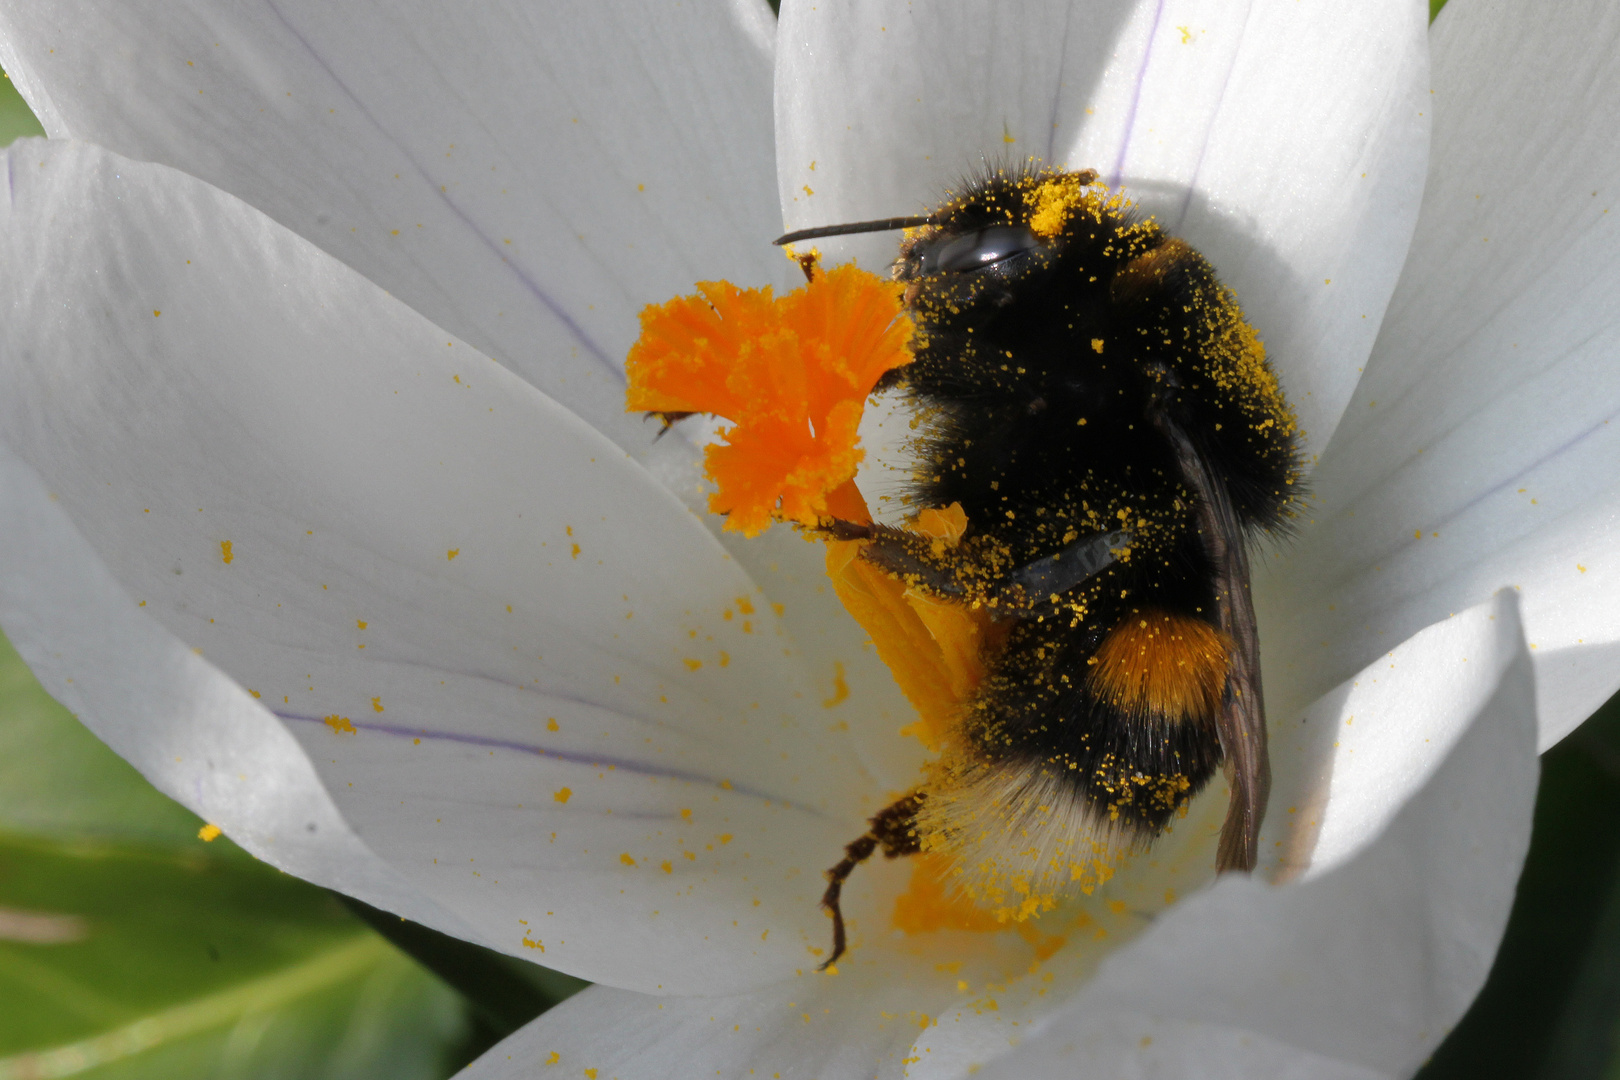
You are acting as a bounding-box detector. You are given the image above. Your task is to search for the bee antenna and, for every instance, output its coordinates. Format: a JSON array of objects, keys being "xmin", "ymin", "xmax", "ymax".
[{"xmin": 773, "ymin": 215, "xmax": 935, "ymax": 246}]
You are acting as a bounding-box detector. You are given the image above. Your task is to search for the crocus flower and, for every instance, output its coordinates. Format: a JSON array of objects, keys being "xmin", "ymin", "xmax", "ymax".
[{"xmin": 0, "ymin": 0, "xmax": 1613, "ymax": 1075}]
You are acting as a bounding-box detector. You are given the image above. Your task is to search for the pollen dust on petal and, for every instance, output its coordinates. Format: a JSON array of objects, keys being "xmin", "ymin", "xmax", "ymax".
[
  {"xmin": 891, "ymin": 853, "xmax": 1005, "ymax": 936},
  {"xmin": 625, "ymin": 261, "xmax": 913, "ymax": 536}
]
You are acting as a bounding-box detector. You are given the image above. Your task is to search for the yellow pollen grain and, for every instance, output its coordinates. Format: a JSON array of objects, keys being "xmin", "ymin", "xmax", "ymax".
[
  {"xmin": 1091, "ymin": 338, "xmax": 1104, "ymax": 353},
  {"xmin": 684, "ymin": 658, "xmax": 703, "ymax": 671},
  {"xmin": 546, "ymin": 1052, "xmax": 559, "ymax": 1065},
  {"xmin": 620, "ymin": 853, "xmax": 637, "ymax": 867},
  {"xmin": 324, "ymin": 715, "xmax": 356, "ymax": 734},
  {"xmin": 371, "ymin": 697, "xmax": 384, "ymax": 713},
  {"xmin": 822, "ymin": 661, "xmax": 850, "ymax": 708},
  {"xmin": 547, "ymin": 717, "xmax": 560, "ymax": 732},
  {"xmin": 1025, "ymin": 175, "xmax": 1094, "ymax": 238},
  {"xmin": 661, "ymin": 860, "xmax": 673, "ymax": 873},
  {"xmin": 220, "ymin": 540, "xmax": 234, "ymax": 564},
  {"xmin": 197, "ymin": 823, "xmax": 222, "ymax": 842},
  {"xmin": 447, "ymin": 548, "xmax": 460, "ymax": 560},
  {"xmin": 554, "ymin": 787, "xmax": 572, "ymax": 803}
]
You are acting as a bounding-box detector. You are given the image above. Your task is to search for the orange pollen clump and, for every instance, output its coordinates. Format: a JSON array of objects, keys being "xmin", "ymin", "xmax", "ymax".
[{"xmin": 625, "ymin": 260, "xmax": 913, "ymax": 536}]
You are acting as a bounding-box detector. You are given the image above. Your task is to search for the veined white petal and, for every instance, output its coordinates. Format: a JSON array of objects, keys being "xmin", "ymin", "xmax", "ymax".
[
  {"xmin": 1259, "ymin": 0, "xmax": 1620, "ymax": 748},
  {"xmin": 775, "ymin": 0, "xmax": 1429, "ymax": 457},
  {"xmin": 460, "ymin": 963, "xmax": 970, "ymax": 1080},
  {"xmin": 980, "ymin": 1014, "xmax": 1390, "ymax": 1080},
  {"xmin": 0, "ymin": 0, "xmax": 789, "ymax": 455},
  {"xmin": 969, "ymin": 592, "xmax": 1536, "ymax": 1079},
  {"xmin": 0, "ymin": 445, "xmax": 488, "ymax": 948},
  {"xmin": 458, "ymin": 588, "xmax": 1534, "ymax": 1078},
  {"xmin": 0, "ymin": 140, "xmax": 870, "ymax": 992}
]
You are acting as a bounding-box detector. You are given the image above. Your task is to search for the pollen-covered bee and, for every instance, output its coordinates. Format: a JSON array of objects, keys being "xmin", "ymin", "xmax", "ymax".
[{"xmin": 774, "ymin": 165, "xmax": 1302, "ymax": 966}]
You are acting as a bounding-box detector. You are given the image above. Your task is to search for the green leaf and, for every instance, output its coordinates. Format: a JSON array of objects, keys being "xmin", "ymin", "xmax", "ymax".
[
  {"xmin": 0, "ymin": 626, "xmax": 482, "ymax": 1079},
  {"xmin": 0, "ymin": 634, "xmax": 206, "ymax": 848},
  {"xmin": 0, "ymin": 67, "xmax": 45, "ymax": 147},
  {"xmin": 0, "ymin": 835, "xmax": 469, "ymax": 1079}
]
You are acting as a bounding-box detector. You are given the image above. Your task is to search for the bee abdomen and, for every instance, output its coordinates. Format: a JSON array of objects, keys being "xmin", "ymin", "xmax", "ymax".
[{"xmin": 1086, "ymin": 609, "xmax": 1229, "ymax": 725}]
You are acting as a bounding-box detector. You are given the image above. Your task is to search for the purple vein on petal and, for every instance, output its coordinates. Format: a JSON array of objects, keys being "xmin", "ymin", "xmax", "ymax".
[
  {"xmin": 278, "ymin": 710, "xmax": 808, "ymax": 808},
  {"xmin": 363, "ymin": 652, "xmax": 762, "ymax": 757},
  {"xmin": 1319, "ymin": 343, "xmax": 1618, "ymax": 591},
  {"xmin": 1436, "ymin": 402, "xmax": 1616, "ymax": 536},
  {"xmin": 1109, "ymin": 0, "xmax": 1167, "ymax": 188},
  {"xmin": 260, "ymin": 1, "xmax": 620, "ymax": 383}
]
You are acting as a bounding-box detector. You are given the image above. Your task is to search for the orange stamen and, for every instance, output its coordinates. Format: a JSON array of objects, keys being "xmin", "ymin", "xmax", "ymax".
[{"xmin": 625, "ymin": 262, "xmax": 913, "ymax": 536}]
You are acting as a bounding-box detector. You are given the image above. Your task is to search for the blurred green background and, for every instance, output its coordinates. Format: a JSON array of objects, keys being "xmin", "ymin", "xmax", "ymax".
[{"xmin": 5, "ymin": 3, "xmax": 1619, "ymax": 1074}]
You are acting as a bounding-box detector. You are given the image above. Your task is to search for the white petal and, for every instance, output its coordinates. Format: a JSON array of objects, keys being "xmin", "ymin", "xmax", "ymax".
[
  {"xmin": 461, "ymin": 594, "xmax": 1535, "ymax": 1076},
  {"xmin": 1258, "ymin": 0, "xmax": 1620, "ymax": 747},
  {"xmin": 459, "ymin": 966, "xmax": 970, "ymax": 1080},
  {"xmin": 972, "ymin": 592, "xmax": 1537, "ymax": 1078},
  {"xmin": 0, "ymin": 140, "xmax": 874, "ymax": 992},
  {"xmin": 0, "ymin": 445, "xmax": 487, "ymax": 947},
  {"xmin": 775, "ymin": 0, "xmax": 1429, "ymax": 456},
  {"xmin": 971, "ymin": 1014, "xmax": 1388, "ymax": 1080},
  {"xmin": 0, "ymin": 0, "xmax": 788, "ymax": 454}
]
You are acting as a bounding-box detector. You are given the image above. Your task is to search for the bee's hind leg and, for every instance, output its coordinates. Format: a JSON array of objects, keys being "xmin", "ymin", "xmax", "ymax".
[{"xmin": 819, "ymin": 792, "xmax": 924, "ymax": 968}]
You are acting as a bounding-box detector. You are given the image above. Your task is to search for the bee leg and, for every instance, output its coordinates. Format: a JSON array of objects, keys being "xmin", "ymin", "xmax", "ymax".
[
  {"xmin": 646, "ymin": 411, "xmax": 697, "ymax": 441},
  {"xmin": 819, "ymin": 792, "xmax": 924, "ymax": 968},
  {"xmin": 818, "ymin": 517, "xmax": 877, "ymax": 541},
  {"xmin": 818, "ymin": 519, "xmax": 976, "ymax": 599},
  {"xmin": 995, "ymin": 529, "xmax": 1133, "ymax": 613}
]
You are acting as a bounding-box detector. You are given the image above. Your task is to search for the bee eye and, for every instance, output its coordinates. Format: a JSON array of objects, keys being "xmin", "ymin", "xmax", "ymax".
[{"xmin": 927, "ymin": 225, "xmax": 1040, "ymax": 274}]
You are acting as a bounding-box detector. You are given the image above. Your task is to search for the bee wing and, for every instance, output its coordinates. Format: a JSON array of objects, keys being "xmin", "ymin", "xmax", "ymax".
[{"xmin": 1152, "ymin": 409, "xmax": 1270, "ymax": 873}]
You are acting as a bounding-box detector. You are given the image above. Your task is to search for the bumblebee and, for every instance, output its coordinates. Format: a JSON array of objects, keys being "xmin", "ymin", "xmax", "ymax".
[{"xmin": 775, "ymin": 165, "xmax": 1302, "ymax": 966}]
